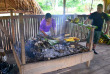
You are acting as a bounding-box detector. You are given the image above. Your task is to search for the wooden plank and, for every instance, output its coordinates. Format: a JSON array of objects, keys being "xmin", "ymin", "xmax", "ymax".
[
  {"xmin": 31, "ymin": 17, "xmax": 33, "ymax": 37},
  {"xmin": 1, "ymin": 32, "xmax": 6, "ymax": 50},
  {"xmin": 0, "ymin": 31, "xmax": 3, "ymax": 48},
  {"xmin": 63, "ymin": 0, "xmax": 66, "ymax": 15},
  {"xmin": 23, "ymin": 51, "xmax": 94, "ymax": 74},
  {"xmin": 29, "ymin": 18, "xmax": 31, "ymax": 38},
  {"xmin": 0, "ymin": 21, "xmax": 12, "ymax": 42},
  {"xmin": 19, "ymin": 13, "xmax": 26, "ymax": 64},
  {"xmin": 58, "ymin": 17, "xmax": 60, "ymax": 35},
  {"xmin": 63, "ymin": 20, "xmax": 67, "ymax": 34},
  {"xmin": 26, "ymin": 18, "xmax": 29, "ymax": 40},
  {"xmin": 86, "ymin": 61, "xmax": 90, "ymax": 67},
  {"xmin": 12, "ymin": 45, "xmax": 22, "ymax": 74},
  {"xmin": 36, "ymin": 18, "xmax": 39, "ymax": 35},
  {"xmin": 89, "ymin": 28, "xmax": 95, "ymax": 51},
  {"xmin": 23, "ymin": 18, "xmax": 26, "ymax": 40},
  {"xmin": 27, "ymin": 18, "xmax": 29, "ymax": 39},
  {"xmin": 31, "ymin": 17, "xmax": 34, "ymax": 37},
  {"xmin": 77, "ymin": 25, "xmax": 80, "ymax": 38},
  {"xmin": 10, "ymin": 9, "xmax": 15, "ymax": 44},
  {"xmin": 34, "ymin": 18, "xmax": 37, "ymax": 37},
  {"xmin": 17, "ymin": 18, "xmax": 21, "ymax": 46},
  {"xmin": 0, "ymin": 9, "xmax": 27, "ymax": 13},
  {"xmin": 15, "ymin": 19, "xmax": 18, "ymax": 43},
  {"xmin": 33, "ymin": 18, "xmax": 36, "ymax": 37},
  {"xmin": 5, "ymin": 19, "xmax": 11, "ymax": 50}
]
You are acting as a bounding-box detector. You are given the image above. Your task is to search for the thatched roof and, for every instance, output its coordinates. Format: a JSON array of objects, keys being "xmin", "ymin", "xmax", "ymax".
[{"xmin": 0, "ymin": 0, "xmax": 44, "ymax": 14}]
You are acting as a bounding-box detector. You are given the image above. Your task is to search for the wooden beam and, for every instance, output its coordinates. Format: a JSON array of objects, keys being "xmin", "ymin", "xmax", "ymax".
[
  {"xmin": 63, "ymin": 0, "xmax": 66, "ymax": 15},
  {"xmin": 104, "ymin": 0, "xmax": 107, "ymax": 12},
  {"xmin": 10, "ymin": 9, "xmax": 15, "ymax": 44},
  {"xmin": 12, "ymin": 45, "xmax": 22, "ymax": 73},
  {"xmin": 89, "ymin": 28, "xmax": 95, "ymax": 51},
  {"xmin": 19, "ymin": 13, "xmax": 26, "ymax": 64},
  {"xmin": 0, "ymin": 9, "xmax": 33, "ymax": 14},
  {"xmin": 23, "ymin": 51, "xmax": 94, "ymax": 74},
  {"xmin": 86, "ymin": 61, "xmax": 90, "ymax": 67}
]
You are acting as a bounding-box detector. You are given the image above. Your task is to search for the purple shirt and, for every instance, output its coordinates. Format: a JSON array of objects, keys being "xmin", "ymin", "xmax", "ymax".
[{"xmin": 40, "ymin": 18, "xmax": 56, "ymax": 32}]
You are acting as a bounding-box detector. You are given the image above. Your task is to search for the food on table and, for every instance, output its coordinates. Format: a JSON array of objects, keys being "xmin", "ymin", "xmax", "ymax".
[
  {"xmin": 14, "ymin": 35, "xmax": 88, "ymax": 63},
  {"xmin": 65, "ymin": 34, "xmax": 70, "ymax": 37},
  {"xmin": 99, "ymin": 32, "xmax": 110, "ymax": 44},
  {"xmin": 64, "ymin": 37, "xmax": 80, "ymax": 42},
  {"xmin": 68, "ymin": 18, "xmax": 79, "ymax": 23}
]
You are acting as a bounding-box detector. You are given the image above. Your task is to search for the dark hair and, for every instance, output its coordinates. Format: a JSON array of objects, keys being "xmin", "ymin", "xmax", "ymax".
[
  {"xmin": 97, "ymin": 4, "xmax": 103, "ymax": 8},
  {"xmin": 45, "ymin": 13, "xmax": 52, "ymax": 19}
]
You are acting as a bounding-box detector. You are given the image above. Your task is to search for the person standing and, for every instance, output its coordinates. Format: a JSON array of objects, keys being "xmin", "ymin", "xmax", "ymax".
[{"xmin": 84, "ymin": 4, "xmax": 110, "ymax": 54}]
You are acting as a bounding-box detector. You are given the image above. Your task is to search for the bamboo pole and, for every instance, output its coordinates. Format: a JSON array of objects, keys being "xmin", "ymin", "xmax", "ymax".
[
  {"xmin": 89, "ymin": 28, "xmax": 95, "ymax": 51},
  {"xmin": 19, "ymin": 13, "xmax": 26, "ymax": 64},
  {"xmin": 63, "ymin": 0, "xmax": 66, "ymax": 15},
  {"xmin": 104, "ymin": 0, "xmax": 107, "ymax": 12},
  {"xmin": 10, "ymin": 9, "xmax": 15, "ymax": 44},
  {"xmin": 0, "ymin": 21, "xmax": 12, "ymax": 42},
  {"xmin": 12, "ymin": 46, "xmax": 22, "ymax": 73},
  {"xmin": 63, "ymin": 0, "xmax": 66, "ymax": 35},
  {"xmin": 86, "ymin": 27, "xmax": 95, "ymax": 67}
]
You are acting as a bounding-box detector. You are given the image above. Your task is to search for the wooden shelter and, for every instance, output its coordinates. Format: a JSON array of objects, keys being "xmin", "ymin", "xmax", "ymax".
[
  {"xmin": 0, "ymin": 14, "xmax": 95, "ymax": 74},
  {"xmin": 0, "ymin": 0, "xmax": 44, "ymax": 14},
  {"xmin": 0, "ymin": 0, "xmax": 110, "ymax": 74}
]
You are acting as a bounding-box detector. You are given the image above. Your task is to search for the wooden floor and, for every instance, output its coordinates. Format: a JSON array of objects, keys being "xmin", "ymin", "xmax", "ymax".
[{"xmin": 7, "ymin": 42, "xmax": 110, "ymax": 74}]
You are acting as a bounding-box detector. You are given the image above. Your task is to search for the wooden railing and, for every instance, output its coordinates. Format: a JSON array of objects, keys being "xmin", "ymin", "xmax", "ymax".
[
  {"xmin": 64, "ymin": 15, "xmax": 89, "ymax": 41},
  {"xmin": 0, "ymin": 18, "xmax": 12, "ymax": 51},
  {"xmin": 0, "ymin": 14, "xmax": 109, "ymax": 52}
]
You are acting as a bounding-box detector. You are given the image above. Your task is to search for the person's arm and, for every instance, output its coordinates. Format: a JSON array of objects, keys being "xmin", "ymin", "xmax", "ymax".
[
  {"xmin": 84, "ymin": 13, "xmax": 94, "ymax": 24},
  {"xmin": 104, "ymin": 13, "xmax": 110, "ymax": 34},
  {"xmin": 104, "ymin": 21, "xmax": 110, "ymax": 34},
  {"xmin": 84, "ymin": 19, "xmax": 91, "ymax": 24},
  {"xmin": 41, "ymin": 30, "xmax": 48, "ymax": 36}
]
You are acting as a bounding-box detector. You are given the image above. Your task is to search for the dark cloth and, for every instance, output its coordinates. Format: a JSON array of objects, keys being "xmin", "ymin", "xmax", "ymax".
[
  {"xmin": 88, "ymin": 12, "xmax": 109, "ymax": 31},
  {"xmin": 87, "ymin": 31, "xmax": 101, "ymax": 44}
]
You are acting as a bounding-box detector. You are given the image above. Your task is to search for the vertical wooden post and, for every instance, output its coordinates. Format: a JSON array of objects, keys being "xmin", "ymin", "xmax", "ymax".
[
  {"xmin": 63, "ymin": 0, "xmax": 66, "ymax": 35},
  {"xmin": 19, "ymin": 13, "xmax": 26, "ymax": 64},
  {"xmin": 63, "ymin": 0, "xmax": 66, "ymax": 15},
  {"xmin": 86, "ymin": 27, "xmax": 95, "ymax": 67},
  {"xmin": 89, "ymin": 28, "xmax": 95, "ymax": 51},
  {"xmin": 10, "ymin": 10, "xmax": 15, "ymax": 44},
  {"xmin": 86, "ymin": 61, "xmax": 90, "ymax": 67},
  {"xmin": 65, "ymin": 20, "xmax": 69, "ymax": 34},
  {"xmin": 104, "ymin": 0, "xmax": 107, "ymax": 12}
]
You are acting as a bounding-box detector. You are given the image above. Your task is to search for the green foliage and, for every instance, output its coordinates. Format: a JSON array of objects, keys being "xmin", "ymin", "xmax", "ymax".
[
  {"xmin": 36, "ymin": 0, "xmax": 104, "ymax": 14},
  {"xmin": 36, "ymin": 0, "xmax": 52, "ymax": 10},
  {"xmin": 76, "ymin": 4, "xmax": 85, "ymax": 12},
  {"xmin": 58, "ymin": 0, "xmax": 80, "ymax": 8},
  {"xmin": 39, "ymin": 2, "xmax": 52, "ymax": 10}
]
